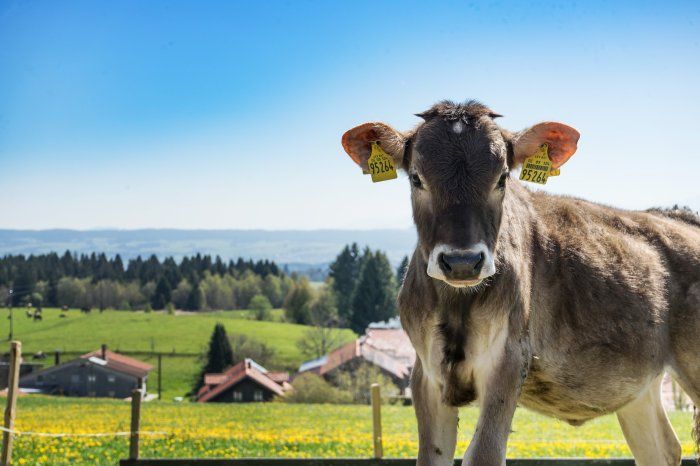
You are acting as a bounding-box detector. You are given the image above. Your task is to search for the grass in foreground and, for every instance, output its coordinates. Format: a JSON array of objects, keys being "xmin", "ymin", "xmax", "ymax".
[
  {"xmin": 9, "ymin": 396, "xmax": 696, "ymax": 465},
  {"xmin": 1, "ymin": 308, "xmax": 355, "ymax": 398}
]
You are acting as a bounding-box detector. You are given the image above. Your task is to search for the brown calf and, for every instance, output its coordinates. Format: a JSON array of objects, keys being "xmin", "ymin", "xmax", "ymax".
[{"xmin": 342, "ymin": 100, "xmax": 700, "ymax": 466}]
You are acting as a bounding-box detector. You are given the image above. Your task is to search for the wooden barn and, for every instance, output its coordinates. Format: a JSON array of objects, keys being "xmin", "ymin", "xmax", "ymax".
[
  {"xmin": 0, "ymin": 360, "xmax": 43, "ymax": 390},
  {"xmin": 19, "ymin": 345, "xmax": 152, "ymax": 398},
  {"xmin": 197, "ymin": 358, "xmax": 290, "ymax": 403}
]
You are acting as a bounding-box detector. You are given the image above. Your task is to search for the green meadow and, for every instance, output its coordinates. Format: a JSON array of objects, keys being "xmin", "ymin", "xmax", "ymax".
[
  {"xmin": 8, "ymin": 396, "xmax": 697, "ymax": 465},
  {"xmin": 2, "ymin": 307, "xmax": 356, "ymax": 399}
]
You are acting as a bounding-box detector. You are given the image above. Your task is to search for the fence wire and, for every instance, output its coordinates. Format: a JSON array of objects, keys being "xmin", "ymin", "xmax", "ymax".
[{"xmin": 0, "ymin": 426, "xmax": 166, "ymax": 438}]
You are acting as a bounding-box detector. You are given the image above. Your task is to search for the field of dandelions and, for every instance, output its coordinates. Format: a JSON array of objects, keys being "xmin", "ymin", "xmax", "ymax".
[{"xmin": 10, "ymin": 396, "xmax": 695, "ymax": 465}]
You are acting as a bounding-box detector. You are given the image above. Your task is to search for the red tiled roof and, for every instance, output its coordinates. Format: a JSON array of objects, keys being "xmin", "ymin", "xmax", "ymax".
[
  {"xmin": 317, "ymin": 340, "xmax": 360, "ymax": 376},
  {"xmin": 204, "ymin": 373, "xmax": 228, "ymax": 386},
  {"xmin": 266, "ymin": 372, "xmax": 290, "ymax": 384},
  {"xmin": 197, "ymin": 359, "xmax": 285, "ymax": 402},
  {"xmin": 80, "ymin": 349, "xmax": 153, "ymax": 378},
  {"xmin": 364, "ymin": 328, "xmax": 416, "ymax": 367}
]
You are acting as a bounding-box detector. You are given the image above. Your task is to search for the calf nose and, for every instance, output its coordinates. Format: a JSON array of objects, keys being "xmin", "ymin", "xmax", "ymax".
[{"xmin": 438, "ymin": 251, "xmax": 485, "ymax": 280}]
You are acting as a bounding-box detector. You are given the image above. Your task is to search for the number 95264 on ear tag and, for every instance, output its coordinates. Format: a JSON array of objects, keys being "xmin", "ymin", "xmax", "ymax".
[
  {"xmin": 367, "ymin": 141, "xmax": 397, "ymax": 183},
  {"xmin": 519, "ymin": 144, "xmax": 553, "ymax": 185}
]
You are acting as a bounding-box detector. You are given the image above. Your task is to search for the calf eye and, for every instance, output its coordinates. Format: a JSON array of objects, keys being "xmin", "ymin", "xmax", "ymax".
[
  {"xmin": 411, "ymin": 173, "xmax": 423, "ymax": 189},
  {"xmin": 497, "ymin": 172, "xmax": 509, "ymax": 190}
]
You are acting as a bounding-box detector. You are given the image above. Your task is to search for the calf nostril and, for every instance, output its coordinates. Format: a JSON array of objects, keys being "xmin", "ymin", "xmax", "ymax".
[
  {"xmin": 438, "ymin": 253, "xmax": 452, "ymax": 272},
  {"xmin": 474, "ymin": 252, "xmax": 485, "ymax": 272},
  {"xmin": 437, "ymin": 250, "xmax": 486, "ymax": 279}
]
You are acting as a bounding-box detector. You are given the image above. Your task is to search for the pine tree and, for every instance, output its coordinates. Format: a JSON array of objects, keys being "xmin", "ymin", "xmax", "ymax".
[
  {"xmin": 113, "ymin": 254, "xmax": 125, "ymax": 280},
  {"xmin": 94, "ymin": 253, "xmax": 113, "ymax": 282},
  {"xmin": 47, "ymin": 277, "xmax": 58, "ymax": 307},
  {"xmin": 11, "ymin": 265, "xmax": 36, "ymax": 306},
  {"xmin": 214, "ymin": 256, "xmax": 226, "ymax": 276},
  {"xmin": 193, "ymin": 323, "xmax": 234, "ymax": 394},
  {"xmin": 60, "ymin": 251, "xmax": 75, "ymax": 276},
  {"xmin": 125, "ymin": 256, "xmax": 143, "ymax": 282},
  {"xmin": 186, "ymin": 283, "xmax": 205, "ymax": 310},
  {"xmin": 396, "ymin": 255, "xmax": 409, "ymax": 286},
  {"xmin": 151, "ymin": 276, "xmax": 172, "ymax": 310},
  {"xmin": 349, "ymin": 251, "xmax": 397, "ymax": 334},
  {"xmin": 329, "ymin": 243, "xmax": 360, "ymax": 323}
]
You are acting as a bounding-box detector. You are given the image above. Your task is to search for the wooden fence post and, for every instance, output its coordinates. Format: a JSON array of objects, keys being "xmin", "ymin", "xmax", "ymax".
[
  {"xmin": 129, "ymin": 388, "xmax": 143, "ymax": 460},
  {"xmin": 157, "ymin": 354, "xmax": 162, "ymax": 401},
  {"xmin": 1, "ymin": 341, "xmax": 21, "ymax": 466},
  {"xmin": 371, "ymin": 383, "xmax": 383, "ymax": 459}
]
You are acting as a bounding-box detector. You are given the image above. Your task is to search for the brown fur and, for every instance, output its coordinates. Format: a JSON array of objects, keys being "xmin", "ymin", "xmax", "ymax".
[{"xmin": 345, "ymin": 100, "xmax": 700, "ymax": 465}]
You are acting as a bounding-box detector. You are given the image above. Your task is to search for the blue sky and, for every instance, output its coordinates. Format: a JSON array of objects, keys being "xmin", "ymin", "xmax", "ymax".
[{"xmin": 1, "ymin": 0, "xmax": 699, "ymax": 229}]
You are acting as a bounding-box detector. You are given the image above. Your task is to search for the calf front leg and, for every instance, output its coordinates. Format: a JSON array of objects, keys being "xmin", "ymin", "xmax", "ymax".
[
  {"xmin": 412, "ymin": 358, "xmax": 458, "ymax": 466},
  {"xmin": 463, "ymin": 345, "xmax": 525, "ymax": 466}
]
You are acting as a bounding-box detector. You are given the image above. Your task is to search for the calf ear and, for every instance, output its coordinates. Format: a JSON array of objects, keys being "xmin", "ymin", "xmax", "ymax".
[
  {"xmin": 511, "ymin": 122, "xmax": 580, "ymax": 169},
  {"xmin": 341, "ymin": 122, "xmax": 407, "ymax": 171}
]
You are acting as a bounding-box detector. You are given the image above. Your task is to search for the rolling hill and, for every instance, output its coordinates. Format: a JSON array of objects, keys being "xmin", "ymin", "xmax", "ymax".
[{"xmin": 5, "ymin": 308, "xmax": 356, "ymax": 399}]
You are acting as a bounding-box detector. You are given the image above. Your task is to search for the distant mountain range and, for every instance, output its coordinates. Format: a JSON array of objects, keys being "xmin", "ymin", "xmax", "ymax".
[
  {"xmin": 0, "ymin": 229, "xmax": 418, "ymax": 268},
  {"xmin": 2, "ymin": 200, "xmax": 697, "ymax": 273}
]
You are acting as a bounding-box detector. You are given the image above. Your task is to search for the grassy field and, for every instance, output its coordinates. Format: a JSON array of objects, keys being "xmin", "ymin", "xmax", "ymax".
[
  {"xmin": 1, "ymin": 308, "xmax": 356, "ymax": 399},
  {"xmin": 8, "ymin": 396, "xmax": 696, "ymax": 465}
]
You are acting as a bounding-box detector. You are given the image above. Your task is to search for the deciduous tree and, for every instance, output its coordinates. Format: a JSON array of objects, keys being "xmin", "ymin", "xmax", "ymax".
[
  {"xmin": 283, "ymin": 276, "xmax": 313, "ymax": 324},
  {"xmin": 249, "ymin": 294, "xmax": 273, "ymax": 321}
]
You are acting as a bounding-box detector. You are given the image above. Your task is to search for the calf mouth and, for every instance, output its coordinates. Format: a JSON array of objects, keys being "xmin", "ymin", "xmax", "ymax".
[
  {"xmin": 426, "ymin": 243, "xmax": 496, "ymax": 288},
  {"xmin": 443, "ymin": 278, "xmax": 484, "ymax": 288}
]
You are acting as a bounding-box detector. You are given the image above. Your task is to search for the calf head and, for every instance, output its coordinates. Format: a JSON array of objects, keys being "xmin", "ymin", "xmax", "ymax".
[{"xmin": 342, "ymin": 100, "xmax": 579, "ymax": 289}]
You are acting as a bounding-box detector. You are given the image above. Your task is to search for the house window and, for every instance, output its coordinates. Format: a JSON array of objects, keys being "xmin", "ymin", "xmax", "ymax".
[
  {"xmin": 254, "ymin": 389, "xmax": 264, "ymax": 401},
  {"xmin": 107, "ymin": 375, "xmax": 116, "ymax": 383},
  {"xmin": 87, "ymin": 375, "xmax": 97, "ymax": 383},
  {"xmin": 232, "ymin": 390, "xmax": 242, "ymax": 401},
  {"xmin": 70, "ymin": 374, "xmax": 80, "ymax": 383}
]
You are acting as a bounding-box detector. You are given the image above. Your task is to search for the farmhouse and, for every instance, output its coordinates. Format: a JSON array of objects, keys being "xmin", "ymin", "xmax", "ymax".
[
  {"xmin": 197, "ymin": 358, "xmax": 291, "ymax": 403},
  {"xmin": 297, "ymin": 319, "xmax": 416, "ymax": 394},
  {"xmin": 19, "ymin": 345, "xmax": 152, "ymax": 398},
  {"xmin": 1, "ymin": 359, "xmax": 43, "ymax": 390}
]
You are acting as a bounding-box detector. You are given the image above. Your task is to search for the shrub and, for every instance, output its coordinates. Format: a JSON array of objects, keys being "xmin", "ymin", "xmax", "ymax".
[
  {"xmin": 281, "ymin": 373, "xmax": 352, "ymax": 404},
  {"xmin": 228, "ymin": 333, "xmax": 276, "ymax": 367},
  {"xmin": 249, "ymin": 294, "xmax": 273, "ymax": 321},
  {"xmin": 332, "ymin": 363, "xmax": 397, "ymax": 404}
]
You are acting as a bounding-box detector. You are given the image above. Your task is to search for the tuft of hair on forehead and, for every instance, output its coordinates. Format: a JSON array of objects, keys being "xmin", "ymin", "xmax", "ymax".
[{"xmin": 415, "ymin": 99, "xmax": 502, "ymax": 122}]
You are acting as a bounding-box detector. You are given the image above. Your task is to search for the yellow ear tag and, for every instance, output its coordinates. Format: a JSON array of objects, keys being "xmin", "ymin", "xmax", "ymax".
[
  {"xmin": 519, "ymin": 144, "xmax": 556, "ymax": 185},
  {"xmin": 367, "ymin": 141, "xmax": 397, "ymax": 183}
]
